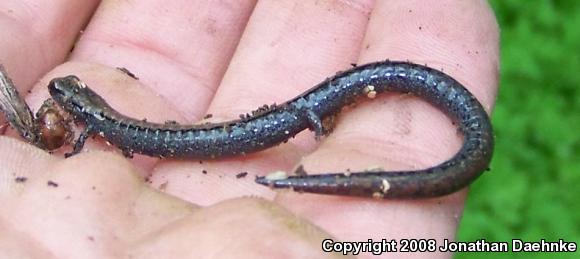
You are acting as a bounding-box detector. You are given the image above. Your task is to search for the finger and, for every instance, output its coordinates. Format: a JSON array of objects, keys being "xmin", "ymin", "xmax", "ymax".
[
  {"xmin": 127, "ymin": 198, "xmax": 345, "ymax": 259},
  {"xmin": 0, "ymin": 151, "xmax": 195, "ymax": 258},
  {"xmin": 209, "ymin": 0, "xmax": 374, "ymax": 149},
  {"xmin": 153, "ymin": 0, "xmax": 375, "ymax": 203},
  {"xmin": 276, "ymin": 0, "xmax": 499, "ymax": 249},
  {"xmin": 69, "ymin": 0, "xmax": 256, "ymax": 118},
  {"xmin": 0, "ymin": 0, "xmax": 98, "ymax": 88},
  {"xmin": 0, "ymin": 0, "xmax": 98, "ymax": 126}
]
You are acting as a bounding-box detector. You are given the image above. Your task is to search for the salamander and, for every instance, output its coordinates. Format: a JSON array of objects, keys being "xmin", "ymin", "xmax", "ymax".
[{"xmin": 46, "ymin": 60, "xmax": 493, "ymax": 198}]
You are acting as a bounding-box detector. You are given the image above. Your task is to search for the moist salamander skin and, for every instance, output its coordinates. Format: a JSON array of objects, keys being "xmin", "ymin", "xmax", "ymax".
[{"xmin": 48, "ymin": 60, "xmax": 494, "ymax": 199}]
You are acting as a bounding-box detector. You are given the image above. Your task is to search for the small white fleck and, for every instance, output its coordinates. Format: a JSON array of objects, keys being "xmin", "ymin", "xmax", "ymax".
[
  {"xmin": 381, "ymin": 179, "xmax": 391, "ymax": 194},
  {"xmin": 284, "ymin": 130, "xmax": 290, "ymax": 135},
  {"xmin": 264, "ymin": 171, "xmax": 288, "ymax": 181},
  {"xmin": 94, "ymin": 112, "xmax": 105, "ymax": 121},
  {"xmin": 365, "ymin": 166, "xmax": 384, "ymax": 172},
  {"xmin": 363, "ymin": 85, "xmax": 377, "ymax": 99}
]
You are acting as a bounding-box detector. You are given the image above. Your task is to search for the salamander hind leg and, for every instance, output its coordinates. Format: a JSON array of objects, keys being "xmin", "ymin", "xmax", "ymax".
[
  {"xmin": 306, "ymin": 110, "xmax": 335, "ymax": 140},
  {"xmin": 321, "ymin": 114, "xmax": 337, "ymax": 136}
]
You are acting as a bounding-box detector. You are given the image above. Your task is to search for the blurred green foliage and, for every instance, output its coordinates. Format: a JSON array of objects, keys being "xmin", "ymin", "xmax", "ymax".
[{"xmin": 456, "ymin": 0, "xmax": 580, "ymax": 258}]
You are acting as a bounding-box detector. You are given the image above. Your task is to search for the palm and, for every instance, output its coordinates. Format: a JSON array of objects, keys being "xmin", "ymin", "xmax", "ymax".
[{"xmin": 0, "ymin": 1, "xmax": 498, "ymax": 258}]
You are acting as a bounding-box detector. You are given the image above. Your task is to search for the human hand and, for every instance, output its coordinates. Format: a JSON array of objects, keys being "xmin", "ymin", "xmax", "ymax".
[{"xmin": 0, "ymin": 0, "xmax": 498, "ymax": 258}]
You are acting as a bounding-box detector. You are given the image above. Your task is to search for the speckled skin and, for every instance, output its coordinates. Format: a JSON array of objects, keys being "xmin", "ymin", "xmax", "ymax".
[{"xmin": 48, "ymin": 61, "xmax": 493, "ymax": 199}]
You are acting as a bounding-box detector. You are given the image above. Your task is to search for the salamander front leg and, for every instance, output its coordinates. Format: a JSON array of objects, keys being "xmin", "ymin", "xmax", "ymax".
[{"xmin": 64, "ymin": 126, "xmax": 92, "ymax": 158}]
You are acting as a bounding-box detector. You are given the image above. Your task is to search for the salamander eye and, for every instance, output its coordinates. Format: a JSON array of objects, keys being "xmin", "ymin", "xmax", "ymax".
[{"xmin": 48, "ymin": 80, "xmax": 65, "ymax": 96}]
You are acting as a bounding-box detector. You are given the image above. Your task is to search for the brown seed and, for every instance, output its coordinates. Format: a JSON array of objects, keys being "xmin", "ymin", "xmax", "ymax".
[{"xmin": 38, "ymin": 109, "xmax": 68, "ymax": 150}]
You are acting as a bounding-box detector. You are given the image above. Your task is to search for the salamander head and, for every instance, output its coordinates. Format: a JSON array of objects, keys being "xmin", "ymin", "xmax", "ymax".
[{"xmin": 48, "ymin": 75, "xmax": 93, "ymax": 117}]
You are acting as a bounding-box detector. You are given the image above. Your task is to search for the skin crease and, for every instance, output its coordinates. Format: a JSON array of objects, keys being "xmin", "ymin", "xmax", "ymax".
[{"xmin": 0, "ymin": 0, "xmax": 498, "ymax": 259}]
